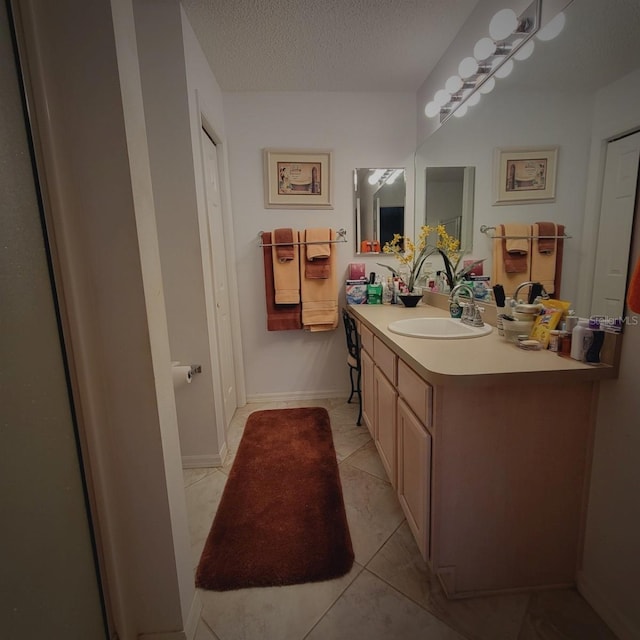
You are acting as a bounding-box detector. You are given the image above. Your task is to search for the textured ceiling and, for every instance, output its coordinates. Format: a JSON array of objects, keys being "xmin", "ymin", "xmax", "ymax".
[{"xmin": 181, "ymin": 0, "xmax": 480, "ymax": 91}]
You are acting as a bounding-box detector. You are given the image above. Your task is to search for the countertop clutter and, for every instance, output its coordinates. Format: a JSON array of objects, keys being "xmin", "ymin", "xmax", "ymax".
[{"xmin": 348, "ymin": 301, "xmax": 616, "ymax": 387}]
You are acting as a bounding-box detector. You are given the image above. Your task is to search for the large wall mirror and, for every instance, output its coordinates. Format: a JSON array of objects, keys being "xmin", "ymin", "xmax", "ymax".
[
  {"xmin": 354, "ymin": 168, "xmax": 405, "ymax": 254},
  {"xmin": 415, "ymin": 0, "xmax": 640, "ymax": 315}
]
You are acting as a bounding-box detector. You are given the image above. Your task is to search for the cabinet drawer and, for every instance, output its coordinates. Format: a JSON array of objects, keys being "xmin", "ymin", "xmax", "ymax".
[
  {"xmin": 373, "ymin": 337, "xmax": 397, "ymax": 385},
  {"xmin": 360, "ymin": 323, "xmax": 374, "ymax": 355},
  {"xmin": 397, "ymin": 360, "xmax": 432, "ymax": 429}
]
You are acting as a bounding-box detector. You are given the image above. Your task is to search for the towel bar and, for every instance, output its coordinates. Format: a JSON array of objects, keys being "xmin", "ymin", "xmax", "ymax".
[
  {"xmin": 258, "ymin": 228, "xmax": 347, "ymax": 247},
  {"xmin": 480, "ymin": 225, "xmax": 571, "ymax": 240}
]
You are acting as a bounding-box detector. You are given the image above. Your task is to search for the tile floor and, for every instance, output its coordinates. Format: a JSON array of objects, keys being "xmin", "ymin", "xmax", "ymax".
[{"xmin": 184, "ymin": 398, "xmax": 618, "ymax": 640}]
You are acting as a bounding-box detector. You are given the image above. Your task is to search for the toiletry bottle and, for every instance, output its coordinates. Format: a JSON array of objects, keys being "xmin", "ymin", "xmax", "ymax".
[
  {"xmin": 570, "ymin": 320, "xmax": 593, "ymax": 361},
  {"xmin": 382, "ymin": 277, "xmax": 393, "ymax": 304},
  {"xmin": 586, "ymin": 319, "xmax": 604, "ymax": 364}
]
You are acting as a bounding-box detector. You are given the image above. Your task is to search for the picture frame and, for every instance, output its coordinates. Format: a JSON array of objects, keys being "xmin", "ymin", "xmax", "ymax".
[
  {"xmin": 493, "ymin": 146, "xmax": 558, "ymax": 204},
  {"xmin": 263, "ymin": 149, "xmax": 333, "ymax": 209}
]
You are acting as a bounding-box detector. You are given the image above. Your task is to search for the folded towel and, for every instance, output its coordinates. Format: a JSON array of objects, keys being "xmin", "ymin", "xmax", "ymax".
[
  {"xmin": 531, "ymin": 222, "xmax": 556, "ymax": 294},
  {"xmin": 305, "ymin": 228, "xmax": 331, "ymax": 260},
  {"xmin": 502, "ymin": 223, "xmax": 531, "ymax": 273},
  {"xmin": 261, "ymin": 232, "xmax": 302, "ymax": 331},
  {"xmin": 274, "ymin": 228, "xmax": 295, "ymax": 262},
  {"xmin": 272, "ymin": 230, "xmax": 300, "ymax": 304},
  {"xmin": 300, "ymin": 229, "xmax": 338, "ymax": 331},
  {"xmin": 534, "ymin": 221, "xmax": 557, "ymax": 254},
  {"xmin": 301, "ymin": 229, "xmax": 330, "ymax": 279},
  {"xmin": 492, "ymin": 225, "xmax": 532, "ymax": 297},
  {"xmin": 627, "ymin": 256, "xmax": 640, "ymax": 313}
]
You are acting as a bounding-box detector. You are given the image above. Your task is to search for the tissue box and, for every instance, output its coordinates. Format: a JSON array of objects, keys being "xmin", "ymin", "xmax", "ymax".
[
  {"xmin": 348, "ymin": 263, "xmax": 366, "ymax": 280},
  {"xmin": 345, "ymin": 282, "xmax": 368, "ymax": 304}
]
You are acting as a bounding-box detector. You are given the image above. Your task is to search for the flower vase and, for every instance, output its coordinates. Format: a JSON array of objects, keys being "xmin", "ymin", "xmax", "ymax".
[{"xmin": 398, "ymin": 292, "xmax": 423, "ymax": 308}]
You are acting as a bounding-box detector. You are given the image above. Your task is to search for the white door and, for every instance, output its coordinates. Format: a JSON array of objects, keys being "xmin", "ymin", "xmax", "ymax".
[
  {"xmin": 591, "ymin": 131, "xmax": 640, "ymax": 318},
  {"xmin": 201, "ymin": 130, "xmax": 237, "ymax": 427}
]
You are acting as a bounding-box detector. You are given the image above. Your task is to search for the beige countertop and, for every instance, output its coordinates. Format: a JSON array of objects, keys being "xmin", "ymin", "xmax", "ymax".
[{"xmin": 348, "ymin": 302, "xmax": 616, "ymax": 387}]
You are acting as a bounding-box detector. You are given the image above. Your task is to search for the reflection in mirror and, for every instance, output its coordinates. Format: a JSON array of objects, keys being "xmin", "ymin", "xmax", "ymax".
[
  {"xmin": 354, "ymin": 168, "xmax": 405, "ymax": 254},
  {"xmin": 425, "ymin": 166, "xmax": 475, "ymax": 253},
  {"xmin": 414, "ymin": 0, "xmax": 640, "ymax": 314}
]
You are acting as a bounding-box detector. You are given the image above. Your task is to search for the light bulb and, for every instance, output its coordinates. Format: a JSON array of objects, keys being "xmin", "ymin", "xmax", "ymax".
[
  {"xmin": 513, "ymin": 38, "xmax": 535, "ymax": 60},
  {"xmin": 473, "ymin": 37, "xmax": 496, "ymax": 61},
  {"xmin": 434, "ymin": 89, "xmax": 451, "ymax": 107},
  {"xmin": 489, "ymin": 9, "xmax": 518, "ymax": 41},
  {"xmin": 478, "ymin": 76, "xmax": 496, "ymax": 94},
  {"xmin": 537, "ymin": 12, "xmax": 566, "ymax": 41},
  {"xmin": 424, "ymin": 101, "xmax": 440, "ymax": 118},
  {"xmin": 445, "ymin": 75, "xmax": 463, "ymax": 94},
  {"xmin": 467, "ymin": 91, "xmax": 481, "ymax": 107},
  {"xmin": 453, "ymin": 103, "xmax": 468, "ymax": 118},
  {"xmin": 458, "ymin": 56, "xmax": 479, "ymax": 79},
  {"xmin": 494, "ymin": 58, "xmax": 514, "ymax": 79}
]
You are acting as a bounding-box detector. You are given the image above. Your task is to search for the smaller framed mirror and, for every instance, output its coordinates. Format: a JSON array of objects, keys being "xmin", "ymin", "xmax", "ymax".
[
  {"xmin": 424, "ymin": 166, "xmax": 475, "ymax": 253},
  {"xmin": 354, "ymin": 168, "xmax": 406, "ymax": 254}
]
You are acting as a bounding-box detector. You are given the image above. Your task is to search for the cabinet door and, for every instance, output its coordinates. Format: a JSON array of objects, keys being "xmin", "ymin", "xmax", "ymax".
[
  {"xmin": 397, "ymin": 398, "xmax": 431, "ymax": 561},
  {"xmin": 361, "ymin": 348, "xmax": 375, "ymax": 437},
  {"xmin": 374, "ymin": 367, "xmax": 397, "ymax": 487}
]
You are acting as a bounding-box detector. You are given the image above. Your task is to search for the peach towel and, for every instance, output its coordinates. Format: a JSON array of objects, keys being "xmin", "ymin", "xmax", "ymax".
[
  {"xmin": 531, "ymin": 222, "xmax": 557, "ymax": 295},
  {"xmin": 502, "ymin": 223, "xmax": 530, "ymax": 273},
  {"xmin": 272, "ymin": 230, "xmax": 300, "ymax": 304},
  {"xmin": 300, "ymin": 229, "xmax": 338, "ymax": 331},
  {"xmin": 492, "ymin": 224, "xmax": 532, "ymax": 297},
  {"xmin": 305, "ymin": 228, "xmax": 331, "ymax": 260},
  {"xmin": 303, "ymin": 228, "xmax": 330, "ymax": 279}
]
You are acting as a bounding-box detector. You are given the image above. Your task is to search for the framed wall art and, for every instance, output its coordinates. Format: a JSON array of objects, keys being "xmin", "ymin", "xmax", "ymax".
[
  {"xmin": 493, "ymin": 146, "xmax": 558, "ymax": 204},
  {"xmin": 263, "ymin": 149, "xmax": 333, "ymax": 209}
]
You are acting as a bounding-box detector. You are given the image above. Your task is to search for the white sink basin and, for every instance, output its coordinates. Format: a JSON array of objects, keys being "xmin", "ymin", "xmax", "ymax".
[{"xmin": 388, "ymin": 317, "xmax": 493, "ymax": 339}]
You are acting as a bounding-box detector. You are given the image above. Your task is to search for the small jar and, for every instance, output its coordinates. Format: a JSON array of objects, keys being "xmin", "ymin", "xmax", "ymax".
[{"xmin": 548, "ymin": 329, "xmax": 562, "ymax": 352}]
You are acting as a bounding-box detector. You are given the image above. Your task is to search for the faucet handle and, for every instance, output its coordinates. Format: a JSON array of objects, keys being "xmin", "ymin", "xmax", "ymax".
[{"xmin": 471, "ymin": 306, "xmax": 485, "ymax": 327}]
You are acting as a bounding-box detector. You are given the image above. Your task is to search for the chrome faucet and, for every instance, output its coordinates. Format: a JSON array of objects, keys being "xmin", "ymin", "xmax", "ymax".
[
  {"xmin": 449, "ymin": 282, "xmax": 484, "ymax": 327},
  {"xmin": 513, "ymin": 281, "xmax": 549, "ymax": 304}
]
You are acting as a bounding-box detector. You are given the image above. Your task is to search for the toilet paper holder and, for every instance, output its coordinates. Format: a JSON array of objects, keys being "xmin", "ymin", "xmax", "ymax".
[{"xmin": 190, "ymin": 364, "xmax": 202, "ymax": 375}]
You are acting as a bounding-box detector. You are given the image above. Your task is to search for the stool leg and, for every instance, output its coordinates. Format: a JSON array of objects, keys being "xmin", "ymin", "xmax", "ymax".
[
  {"xmin": 356, "ymin": 368, "xmax": 362, "ymax": 426},
  {"xmin": 348, "ymin": 366, "xmax": 356, "ymax": 403}
]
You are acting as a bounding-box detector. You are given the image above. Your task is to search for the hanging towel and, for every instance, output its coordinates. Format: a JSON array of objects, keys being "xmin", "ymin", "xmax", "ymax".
[
  {"xmin": 273, "ymin": 228, "xmax": 295, "ymax": 262},
  {"xmin": 300, "ymin": 229, "xmax": 331, "ymax": 280},
  {"xmin": 300, "ymin": 229, "xmax": 338, "ymax": 331},
  {"xmin": 261, "ymin": 232, "xmax": 302, "ymax": 331},
  {"xmin": 531, "ymin": 222, "xmax": 557, "ymax": 295},
  {"xmin": 535, "ymin": 221, "xmax": 557, "ymax": 254},
  {"xmin": 492, "ymin": 224, "xmax": 531, "ymax": 297},
  {"xmin": 272, "ymin": 229, "xmax": 300, "ymax": 304},
  {"xmin": 502, "ymin": 223, "xmax": 531, "ymax": 273},
  {"xmin": 305, "ymin": 228, "xmax": 331, "ymax": 260},
  {"xmin": 627, "ymin": 256, "xmax": 640, "ymax": 313}
]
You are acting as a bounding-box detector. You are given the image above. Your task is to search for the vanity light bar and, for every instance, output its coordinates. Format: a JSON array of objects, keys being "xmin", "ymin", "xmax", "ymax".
[{"xmin": 424, "ymin": 0, "xmax": 542, "ymax": 125}]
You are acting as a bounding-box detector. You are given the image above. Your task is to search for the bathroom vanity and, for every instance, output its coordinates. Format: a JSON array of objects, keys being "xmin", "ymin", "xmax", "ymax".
[{"xmin": 348, "ymin": 302, "xmax": 616, "ymax": 599}]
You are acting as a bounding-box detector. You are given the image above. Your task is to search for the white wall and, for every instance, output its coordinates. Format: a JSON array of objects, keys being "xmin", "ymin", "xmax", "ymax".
[
  {"xmin": 577, "ymin": 68, "xmax": 640, "ymax": 640},
  {"xmin": 134, "ymin": 0, "xmax": 228, "ymax": 467},
  {"xmin": 223, "ymin": 91, "xmax": 416, "ymax": 399}
]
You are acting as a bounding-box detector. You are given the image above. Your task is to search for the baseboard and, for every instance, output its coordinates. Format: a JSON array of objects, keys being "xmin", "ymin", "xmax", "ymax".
[
  {"xmin": 137, "ymin": 592, "xmax": 203, "ymax": 640},
  {"xmin": 181, "ymin": 453, "xmax": 222, "ymax": 468},
  {"xmin": 246, "ymin": 389, "xmax": 346, "ymax": 403},
  {"xmin": 577, "ymin": 570, "xmax": 640, "ymax": 640}
]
